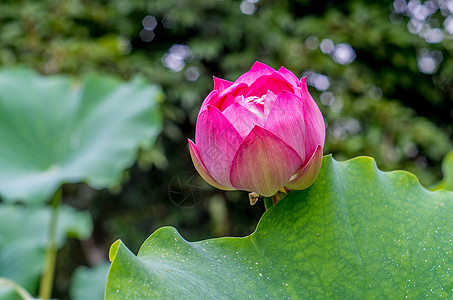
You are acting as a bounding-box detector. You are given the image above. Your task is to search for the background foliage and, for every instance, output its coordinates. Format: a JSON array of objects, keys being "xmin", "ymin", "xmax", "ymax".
[{"xmin": 0, "ymin": 0, "xmax": 452, "ymax": 298}]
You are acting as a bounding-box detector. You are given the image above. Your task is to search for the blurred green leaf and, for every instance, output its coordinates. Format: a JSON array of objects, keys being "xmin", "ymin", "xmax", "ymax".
[
  {"xmin": 0, "ymin": 278, "xmax": 36, "ymax": 300},
  {"xmin": 106, "ymin": 156, "xmax": 453, "ymax": 298},
  {"xmin": 0, "ymin": 204, "xmax": 93, "ymax": 294},
  {"xmin": 0, "ymin": 286, "xmax": 21, "ymax": 300},
  {"xmin": 69, "ymin": 262, "xmax": 110, "ymax": 300},
  {"xmin": 0, "ymin": 68, "xmax": 163, "ymax": 204},
  {"xmin": 432, "ymin": 151, "xmax": 453, "ymax": 191}
]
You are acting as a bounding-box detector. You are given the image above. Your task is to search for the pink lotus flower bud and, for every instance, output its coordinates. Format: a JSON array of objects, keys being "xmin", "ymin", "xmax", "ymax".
[{"xmin": 188, "ymin": 62, "xmax": 325, "ymax": 197}]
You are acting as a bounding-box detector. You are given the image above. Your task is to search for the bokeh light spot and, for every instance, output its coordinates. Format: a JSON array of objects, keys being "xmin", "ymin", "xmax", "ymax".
[
  {"xmin": 139, "ymin": 29, "xmax": 155, "ymax": 42},
  {"xmin": 332, "ymin": 43, "xmax": 356, "ymax": 65},
  {"xmin": 240, "ymin": 0, "xmax": 257, "ymax": 15},
  {"xmin": 320, "ymin": 39, "xmax": 335, "ymax": 54},
  {"xmin": 142, "ymin": 15, "xmax": 158, "ymax": 30}
]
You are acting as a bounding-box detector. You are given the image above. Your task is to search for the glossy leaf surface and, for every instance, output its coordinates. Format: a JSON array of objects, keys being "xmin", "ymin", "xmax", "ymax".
[{"xmin": 106, "ymin": 156, "xmax": 453, "ymax": 299}]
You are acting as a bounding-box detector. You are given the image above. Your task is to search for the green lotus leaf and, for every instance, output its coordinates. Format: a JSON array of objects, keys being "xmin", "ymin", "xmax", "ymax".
[
  {"xmin": 432, "ymin": 150, "xmax": 453, "ymax": 191},
  {"xmin": 70, "ymin": 262, "xmax": 110, "ymax": 300},
  {"xmin": 0, "ymin": 204, "xmax": 93, "ymax": 294},
  {"xmin": 0, "ymin": 68, "xmax": 163, "ymax": 204},
  {"xmin": 106, "ymin": 155, "xmax": 453, "ymax": 299}
]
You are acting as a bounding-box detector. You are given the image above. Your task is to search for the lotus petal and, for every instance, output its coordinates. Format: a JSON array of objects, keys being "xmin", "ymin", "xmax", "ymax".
[
  {"xmin": 285, "ymin": 145, "xmax": 323, "ymax": 190},
  {"xmin": 230, "ymin": 126, "xmax": 302, "ymax": 197},
  {"xmin": 263, "ymin": 90, "xmax": 277, "ymax": 118},
  {"xmin": 300, "ymin": 78, "xmax": 325, "ymax": 150},
  {"xmin": 188, "ymin": 140, "xmax": 234, "ymax": 191},
  {"xmin": 235, "ymin": 62, "xmax": 276, "ymax": 85},
  {"xmin": 264, "ymin": 91, "xmax": 310, "ymax": 163},
  {"xmin": 199, "ymin": 90, "xmax": 219, "ymax": 116},
  {"xmin": 277, "ymin": 66, "xmax": 301, "ymax": 87},
  {"xmin": 216, "ymin": 83, "xmax": 248, "ymax": 111},
  {"xmin": 244, "ymin": 74, "xmax": 293, "ymax": 98},
  {"xmin": 222, "ymin": 102, "xmax": 264, "ymax": 137},
  {"xmin": 195, "ymin": 105, "xmax": 243, "ymax": 188},
  {"xmin": 213, "ymin": 76, "xmax": 233, "ymax": 92}
]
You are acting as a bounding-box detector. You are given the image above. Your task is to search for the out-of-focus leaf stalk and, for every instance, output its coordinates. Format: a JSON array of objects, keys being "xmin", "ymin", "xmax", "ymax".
[
  {"xmin": 0, "ymin": 277, "xmax": 36, "ymax": 300},
  {"xmin": 38, "ymin": 188, "xmax": 61, "ymax": 300}
]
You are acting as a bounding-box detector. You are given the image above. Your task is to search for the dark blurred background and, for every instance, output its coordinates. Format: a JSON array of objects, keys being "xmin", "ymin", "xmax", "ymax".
[{"xmin": 1, "ymin": 0, "xmax": 452, "ymax": 297}]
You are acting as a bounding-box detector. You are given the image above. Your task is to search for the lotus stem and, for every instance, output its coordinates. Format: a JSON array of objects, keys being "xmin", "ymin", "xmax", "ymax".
[
  {"xmin": 38, "ymin": 188, "xmax": 61, "ymax": 300},
  {"xmin": 0, "ymin": 278, "xmax": 35, "ymax": 300},
  {"xmin": 272, "ymin": 193, "xmax": 280, "ymax": 205}
]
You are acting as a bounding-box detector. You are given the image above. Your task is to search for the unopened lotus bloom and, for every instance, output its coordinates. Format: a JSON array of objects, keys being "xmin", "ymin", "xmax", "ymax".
[{"xmin": 188, "ymin": 62, "xmax": 325, "ymax": 197}]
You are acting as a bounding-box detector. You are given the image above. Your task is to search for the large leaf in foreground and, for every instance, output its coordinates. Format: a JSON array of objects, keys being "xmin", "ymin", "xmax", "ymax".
[
  {"xmin": 106, "ymin": 156, "xmax": 453, "ymax": 299},
  {"xmin": 0, "ymin": 68, "xmax": 162, "ymax": 204}
]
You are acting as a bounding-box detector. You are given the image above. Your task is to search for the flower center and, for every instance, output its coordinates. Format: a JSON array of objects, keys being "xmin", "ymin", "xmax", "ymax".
[
  {"xmin": 245, "ymin": 95, "xmax": 266, "ymax": 105},
  {"xmin": 242, "ymin": 95, "xmax": 267, "ymax": 120}
]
